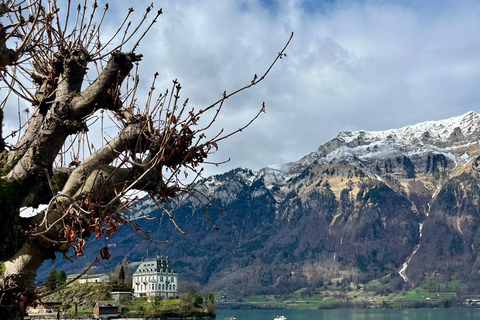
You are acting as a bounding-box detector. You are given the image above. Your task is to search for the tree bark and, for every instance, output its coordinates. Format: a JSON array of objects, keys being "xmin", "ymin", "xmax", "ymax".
[
  {"xmin": 0, "ymin": 241, "xmax": 53, "ymax": 320},
  {"xmin": 0, "ymin": 49, "xmax": 141, "ymax": 318}
]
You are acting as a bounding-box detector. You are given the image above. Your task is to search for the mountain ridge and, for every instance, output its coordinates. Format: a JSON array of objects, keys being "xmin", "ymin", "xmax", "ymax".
[{"xmin": 39, "ymin": 111, "xmax": 480, "ymax": 296}]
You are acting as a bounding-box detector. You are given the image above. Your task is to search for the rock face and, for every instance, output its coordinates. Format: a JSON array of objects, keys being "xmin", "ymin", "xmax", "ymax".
[{"xmin": 42, "ymin": 112, "xmax": 480, "ymax": 296}]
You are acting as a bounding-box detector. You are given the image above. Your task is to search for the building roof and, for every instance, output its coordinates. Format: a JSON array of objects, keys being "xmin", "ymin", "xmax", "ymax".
[
  {"xmin": 42, "ymin": 297, "xmax": 62, "ymax": 307},
  {"xmin": 94, "ymin": 301, "xmax": 119, "ymax": 308},
  {"xmin": 81, "ymin": 273, "xmax": 109, "ymax": 278},
  {"xmin": 68, "ymin": 273, "xmax": 110, "ymax": 279},
  {"xmin": 134, "ymin": 255, "xmax": 176, "ymax": 274}
]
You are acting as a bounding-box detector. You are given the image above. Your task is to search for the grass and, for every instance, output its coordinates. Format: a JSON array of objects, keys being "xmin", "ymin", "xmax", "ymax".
[
  {"xmin": 287, "ymin": 303, "xmax": 319, "ymax": 310},
  {"xmin": 220, "ymin": 273, "xmax": 480, "ymax": 311},
  {"xmin": 288, "ymin": 291, "xmax": 301, "ymax": 300},
  {"xmin": 394, "ymin": 290, "xmax": 426, "ymax": 300},
  {"xmin": 247, "ymin": 296, "xmax": 269, "ymax": 302},
  {"xmin": 447, "ymin": 280, "xmax": 461, "ymax": 291},
  {"xmin": 131, "ymin": 298, "xmax": 180, "ymax": 309},
  {"xmin": 302, "ymin": 294, "xmax": 324, "ymax": 302},
  {"xmin": 233, "ymin": 282, "xmax": 464, "ymax": 311},
  {"xmin": 66, "ymin": 306, "xmax": 91, "ymax": 313}
]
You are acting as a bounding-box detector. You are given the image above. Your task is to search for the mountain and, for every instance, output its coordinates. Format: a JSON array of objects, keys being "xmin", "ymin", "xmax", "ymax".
[{"xmin": 40, "ymin": 111, "xmax": 480, "ymax": 296}]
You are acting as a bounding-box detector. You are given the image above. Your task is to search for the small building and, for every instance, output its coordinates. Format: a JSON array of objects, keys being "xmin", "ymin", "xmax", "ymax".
[
  {"xmin": 78, "ymin": 273, "xmax": 110, "ymax": 284},
  {"xmin": 93, "ymin": 301, "xmax": 119, "ymax": 319},
  {"xmin": 27, "ymin": 298, "xmax": 62, "ymax": 317},
  {"xmin": 133, "ymin": 255, "xmax": 178, "ymax": 299},
  {"xmin": 466, "ymin": 299, "xmax": 480, "ymax": 307}
]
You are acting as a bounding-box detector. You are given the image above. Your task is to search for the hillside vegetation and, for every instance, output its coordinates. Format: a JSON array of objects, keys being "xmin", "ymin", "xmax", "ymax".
[{"xmin": 41, "ymin": 112, "xmax": 480, "ymax": 299}]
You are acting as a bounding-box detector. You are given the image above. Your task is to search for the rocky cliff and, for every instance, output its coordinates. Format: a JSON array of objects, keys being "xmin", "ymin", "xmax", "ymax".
[{"xmin": 41, "ymin": 111, "xmax": 480, "ymax": 296}]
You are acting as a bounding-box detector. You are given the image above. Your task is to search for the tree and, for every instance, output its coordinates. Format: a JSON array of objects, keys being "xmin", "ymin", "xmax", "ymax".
[
  {"xmin": 56, "ymin": 269, "xmax": 67, "ymax": 286},
  {"xmin": 204, "ymin": 292, "xmax": 215, "ymax": 315},
  {"xmin": 0, "ymin": 1, "xmax": 39, "ymax": 68},
  {"xmin": 145, "ymin": 296, "xmax": 163, "ymax": 318},
  {"xmin": 119, "ymin": 257, "xmax": 132, "ymax": 288},
  {"xmin": 118, "ymin": 265, "xmax": 125, "ymax": 285},
  {"xmin": 45, "ymin": 268, "xmax": 57, "ymax": 292},
  {"xmin": 0, "ymin": 1, "xmax": 292, "ymax": 319},
  {"xmin": 193, "ymin": 294, "xmax": 204, "ymax": 308}
]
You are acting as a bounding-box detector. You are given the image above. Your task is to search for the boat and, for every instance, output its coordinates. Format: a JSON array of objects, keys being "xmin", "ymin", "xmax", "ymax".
[
  {"xmin": 224, "ymin": 317, "xmax": 237, "ymax": 320},
  {"xmin": 274, "ymin": 316, "xmax": 287, "ymax": 320}
]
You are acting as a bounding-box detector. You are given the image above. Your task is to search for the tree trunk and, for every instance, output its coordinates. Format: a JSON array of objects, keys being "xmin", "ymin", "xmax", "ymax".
[{"xmin": 0, "ymin": 240, "xmax": 53, "ymax": 319}]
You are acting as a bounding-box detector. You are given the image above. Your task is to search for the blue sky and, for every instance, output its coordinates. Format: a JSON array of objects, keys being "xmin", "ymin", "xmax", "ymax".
[{"xmin": 4, "ymin": 0, "xmax": 479, "ymax": 179}]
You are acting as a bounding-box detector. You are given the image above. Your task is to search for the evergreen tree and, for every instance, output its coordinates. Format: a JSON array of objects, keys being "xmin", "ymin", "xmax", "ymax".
[
  {"xmin": 193, "ymin": 294, "xmax": 204, "ymax": 307},
  {"xmin": 118, "ymin": 265, "xmax": 125, "ymax": 285},
  {"xmin": 56, "ymin": 269, "xmax": 67, "ymax": 286},
  {"xmin": 45, "ymin": 268, "xmax": 57, "ymax": 291}
]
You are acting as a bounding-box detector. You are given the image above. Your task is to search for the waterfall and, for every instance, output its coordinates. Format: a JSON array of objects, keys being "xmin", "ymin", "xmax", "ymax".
[{"xmin": 398, "ymin": 222, "xmax": 424, "ymax": 283}]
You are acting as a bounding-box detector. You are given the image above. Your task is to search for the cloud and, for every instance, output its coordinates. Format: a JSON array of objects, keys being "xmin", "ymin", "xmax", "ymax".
[
  {"xmin": 133, "ymin": 0, "xmax": 476, "ymax": 178},
  {"xmin": 2, "ymin": 0, "xmax": 478, "ymax": 180}
]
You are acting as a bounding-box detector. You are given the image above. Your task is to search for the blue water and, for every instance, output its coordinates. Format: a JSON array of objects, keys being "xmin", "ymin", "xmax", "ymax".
[{"xmin": 216, "ymin": 308, "xmax": 480, "ymax": 320}]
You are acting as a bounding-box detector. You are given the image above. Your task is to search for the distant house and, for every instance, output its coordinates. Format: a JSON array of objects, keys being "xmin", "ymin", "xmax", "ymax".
[
  {"xmin": 27, "ymin": 298, "xmax": 62, "ymax": 317},
  {"xmin": 77, "ymin": 273, "xmax": 110, "ymax": 284},
  {"xmin": 133, "ymin": 255, "xmax": 178, "ymax": 299},
  {"xmin": 466, "ymin": 299, "xmax": 480, "ymax": 307},
  {"xmin": 93, "ymin": 301, "xmax": 119, "ymax": 319}
]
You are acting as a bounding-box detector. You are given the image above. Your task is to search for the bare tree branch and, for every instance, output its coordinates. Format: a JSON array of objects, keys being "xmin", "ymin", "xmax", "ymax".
[{"xmin": 0, "ymin": 2, "xmax": 293, "ymax": 318}]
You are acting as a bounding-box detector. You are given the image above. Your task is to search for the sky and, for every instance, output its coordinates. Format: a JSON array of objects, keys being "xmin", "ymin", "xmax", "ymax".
[
  {"xmin": 4, "ymin": 0, "xmax": 480, "ymax": 180},
  {"xmin": 122, "ymin": 0, "xmax": 479, "ymax": 178}
]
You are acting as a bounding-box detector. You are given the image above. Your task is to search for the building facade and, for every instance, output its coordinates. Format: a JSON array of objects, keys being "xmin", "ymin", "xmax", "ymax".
[
  {"xmin": 93, "ymin": 301, "xmax": 119, "ymax": 319},
  {"xmin": 78, "ymin": 273, "xmax": 110, "ymax": 284},
  {"xmin": 133, "ymin": 255, "xmax": 178, "ymax": 299}
]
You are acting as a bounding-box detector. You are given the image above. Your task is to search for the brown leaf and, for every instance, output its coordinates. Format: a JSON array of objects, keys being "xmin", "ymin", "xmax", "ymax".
[{"xmin": 100, "ymin": 246, "xmax": 111, "ymax": 260}]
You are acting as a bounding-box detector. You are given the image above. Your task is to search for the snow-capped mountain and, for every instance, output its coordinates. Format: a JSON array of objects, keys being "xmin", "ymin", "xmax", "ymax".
[
  {"xmin": 181, "ymin": 111, "xmax": 479, "ymax": 293},
  {"xmin": 42, "ymin": 112, "xmax": 480, "ymax": 297},
  {"xmin": 327, "ymin": 111, "xmax": 478, "ymax": 149},
  {"xmin": 204, "ymin": 111, "xmax": 479, "ymax": 193},
  {"xmin": 316, "ymin": 110, "xmax": 478, "ymax": 162}
]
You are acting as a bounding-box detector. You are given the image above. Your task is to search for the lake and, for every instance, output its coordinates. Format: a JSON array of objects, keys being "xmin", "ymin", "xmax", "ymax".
[{"xmin": 216, "ymin": 308, "xmax": 480, "ymax": 320}]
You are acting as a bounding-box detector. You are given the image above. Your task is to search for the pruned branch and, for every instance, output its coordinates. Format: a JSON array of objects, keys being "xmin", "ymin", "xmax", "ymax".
[{"xmin": 0, "ymin": 2, "xmax": 293, "ymax": 316}]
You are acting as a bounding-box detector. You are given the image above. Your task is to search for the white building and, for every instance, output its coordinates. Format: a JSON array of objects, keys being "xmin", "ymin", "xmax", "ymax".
[
  {"xmin": 68, "ymin": 273, "xmax": 110, "ymax": 284},
  {"xmin": 80, "ymin": 273, "xmax": 110, "ymax": 284},
  {"xmin": 133, "ymin": 255, "xmax": 178, "ymax": 299}
]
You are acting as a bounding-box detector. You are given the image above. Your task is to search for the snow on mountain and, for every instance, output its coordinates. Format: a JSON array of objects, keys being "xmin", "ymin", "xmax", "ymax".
[
  {"xmin": 296, "ymin": 111, "xmax": 479, "ymax": 168},
  {"xmin": 338, "ymin": 111, "xmax": 479, "ymax": 147},
  {"xmin": 201, "ymin": 111, "xmax": 479, "ymax": 191},
  {"xmin": 125, "ymin": 197, "xmax": 158, "ymax": 218}
]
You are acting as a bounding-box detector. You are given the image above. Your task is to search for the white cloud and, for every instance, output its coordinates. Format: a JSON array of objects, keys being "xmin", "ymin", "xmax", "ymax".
[
  {"xmin": 3, "ymin": 0, "xmax": 478, "ymax": 180},
  {"xmin": 102, "ymin": 0, "xmax": 480, "ymax": 178}
]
